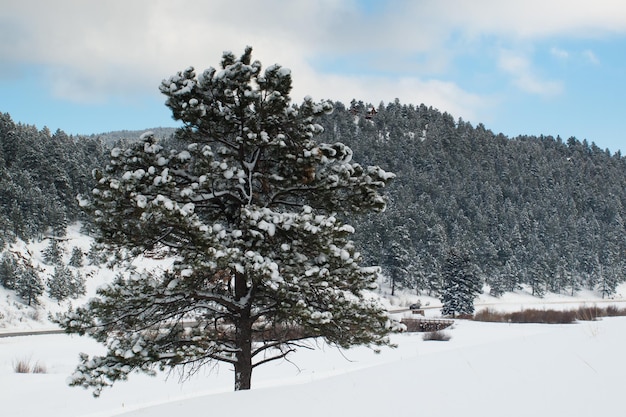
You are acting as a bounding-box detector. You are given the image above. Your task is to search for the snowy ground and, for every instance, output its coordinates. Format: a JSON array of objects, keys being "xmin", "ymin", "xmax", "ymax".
[
  {"xmin": 2, "ymin": 226, "xmax": 626, "ymax": 416},
  {"xmin": 2, "ymin": 316, "xmax": 625, "ymax": 417}
]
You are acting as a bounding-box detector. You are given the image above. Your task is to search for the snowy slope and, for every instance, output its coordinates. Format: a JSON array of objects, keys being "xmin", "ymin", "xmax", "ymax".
[
  {"xmin": 0, "ymin": 223, "xmax": 174, "ymax": 333},
  {"xmin": 0, "ymin": 223, "xmax": 100, "ymax": 331},
  {"xmin": 3, "ymin": 222, "xmax": 626, "ymax": 332}
]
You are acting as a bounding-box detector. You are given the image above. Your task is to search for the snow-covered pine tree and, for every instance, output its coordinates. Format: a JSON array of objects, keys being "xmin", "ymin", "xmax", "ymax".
[
  {"xmin": 597, "ymin": 262, "xmax": 620, "ymax": 299},
  {"xmin": 440, "ymin": 248, "xmax": 481, "ymax": 317},
  {"xmin": 487, "ymin": 272, "xmax": 506, "ymax": 298},
  {"xmin": 42, "ymin": 238, "xmax": 63, "ymax": 265},
  {"xmin": 68, "ymin": 246, "xmax": 84, "ymax": 268},
  {"xmin": 385, "ymin": 225, "xmax": 413, "ymax": 295},
  {"xmin": 0, "ymin": 253, "xmax": 18, "ymax": 289},
  {"xmin": 48, "ymin": 265, "xmax": 85, "ymax": 301},
  {"xmin": 47, "ymin": 265, "xmax": 73, "ymax": 301},
  {"xmin": 13, "ymin": 253, "xmax": 44, "ymax": 306},
  {"xmin": 86, "ymin": 242, "xmax": 106, "ymax": 266},
  {"xmin": 61, "ymin": 47, "xmax": 396, "ymax": 395}
]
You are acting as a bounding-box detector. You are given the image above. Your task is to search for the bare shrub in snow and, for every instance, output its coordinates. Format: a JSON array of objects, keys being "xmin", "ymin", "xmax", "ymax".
[{"xmin": 423, "ymin": 330, "xmax": 451, "ymax": 341}]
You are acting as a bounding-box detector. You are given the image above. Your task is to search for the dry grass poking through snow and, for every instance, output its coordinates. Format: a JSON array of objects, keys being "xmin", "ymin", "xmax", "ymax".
[
  {"xmin": 13, "ymin": 358, "xmax": 47, "ymax": 374},
  {"xmin": 473, "ymin": 305, "xmax": 626, "ymax": 324}
]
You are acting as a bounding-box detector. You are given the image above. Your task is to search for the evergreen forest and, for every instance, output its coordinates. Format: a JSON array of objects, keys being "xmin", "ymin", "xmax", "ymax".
[
  {"xmin": 0, "ymin": 112, "xmax": 106, "ymax": 245},
  {"xmin": 2, "ymin": 99, "xmax": 626, "ymax": 300},
  {"xmin": 315, "ymin": 100, "xmax": 626, "ymax": 299}
]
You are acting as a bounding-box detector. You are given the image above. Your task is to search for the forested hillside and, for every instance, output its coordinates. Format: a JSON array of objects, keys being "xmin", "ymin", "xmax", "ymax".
[
  {"xmin": 0, "ymin": 112, "xmax": 106, "ymax": 245},
  {"xmin": 2, "ymin": 100, "xmax": 626, "ymax": 302},
  {"xmin": 83, "ymin": 127, "xmax": 176, "ymax": 148},
  {"xmin": 316, "ymin": 100, "xmax": 626, "ymax": 298}
]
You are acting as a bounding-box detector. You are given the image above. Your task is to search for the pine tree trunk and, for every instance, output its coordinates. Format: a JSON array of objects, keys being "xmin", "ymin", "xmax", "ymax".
[
  {"xmin": 234, "ymin": 272, "xmax": 253, "ymax": 391},
  {"xmin": 234, "ymin": 312, "xmax": 253, "ymax": 391}
]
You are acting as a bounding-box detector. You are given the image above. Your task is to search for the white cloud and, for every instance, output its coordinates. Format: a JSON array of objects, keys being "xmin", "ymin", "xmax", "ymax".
[
  {"xmin": 547, "ymin": 47, "xmax": 601, "ymax": 67},
  {"xmin": 497, "ymin": 50, "xmax": 563, "ymax": 97},
  {"xmin": 0, "ymin": 0, "xmax": 622, "ymax": 115},
  {"xmin": 550, "ymin": 47, "xmax": 569, "ymax": 60},
  {"xmin": 291, "ymin": 70, "xmax": 491, "ymax": 122},
  {"xmin": 0, "ymin": 0, "xmax": 492, "ymax": 119},
  {"xmin": 583, "ymin": 50, "xmax": 600, "ymax": 65},
  {"xmin": 428, "ymin": 0, "xmax": 626, "ymax": 38}
]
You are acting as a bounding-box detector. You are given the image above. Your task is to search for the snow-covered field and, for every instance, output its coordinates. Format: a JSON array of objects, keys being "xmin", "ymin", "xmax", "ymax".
[
  {"xmin": 2, "ymin": 225, "xmax": 626, "ymax": 416},
  {"xmin": 3, "ymin": 316, "xmax": 625, "ymax": 417}
]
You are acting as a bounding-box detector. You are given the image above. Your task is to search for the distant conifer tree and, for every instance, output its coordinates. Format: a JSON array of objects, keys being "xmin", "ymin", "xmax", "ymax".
[
  {"xmin": 42, "ymin": 239, "xmax": 63, "ymax": 265},
  {"xmin": 13, "ymin": 254, "xmax": 44, "ymax": 306},
  {"xmin": 68, "ymin": 246, "xmax": 84, "ymax": 268},
  {"xmin": 440, "ymin": 248, "xmax": 481, "ymax": 317}
]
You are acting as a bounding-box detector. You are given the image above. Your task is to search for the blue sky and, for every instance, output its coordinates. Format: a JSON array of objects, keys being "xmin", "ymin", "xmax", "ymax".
[{"xmin": 1, "ymin": 0, "xmax": 626, "ymax": 154}]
